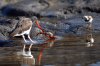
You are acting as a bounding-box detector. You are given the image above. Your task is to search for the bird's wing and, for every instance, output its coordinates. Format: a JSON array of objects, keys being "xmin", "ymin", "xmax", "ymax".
[{"xmin": 10, "ymin": 18, "xmax": 33, "ymax": 36}]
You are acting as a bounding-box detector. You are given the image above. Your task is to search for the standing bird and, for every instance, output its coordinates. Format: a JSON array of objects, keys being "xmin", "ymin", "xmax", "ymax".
[
  {"xmin": 83, "ymin": 16, "xmax": 94, "ymax": 47},
  {"xmin": 10, "ymin": 16, "xmax": 45, "ymax": 57},
  {"xmin": 83, "ymin": 16, "xmax": 93, "ymax": 31},
  {"xmin": 10, "ymin": 16, "xmax": 55, "ymax": 57},
  {"xmin": 84, "ymin": 16, "xmax": 93, "ymax": 23}
]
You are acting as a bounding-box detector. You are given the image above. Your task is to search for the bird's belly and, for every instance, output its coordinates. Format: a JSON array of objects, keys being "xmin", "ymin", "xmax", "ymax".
[
  {"xmin": 14, "ymin": 29, "xmax": 31, "ymax": 36},
  {"xmin": 22, "ymin": 29, "xmax": 30, "ymax": 35},
  {"xmin": 14, "ymin": 33, "xmax": 22, "ymax": 36}
]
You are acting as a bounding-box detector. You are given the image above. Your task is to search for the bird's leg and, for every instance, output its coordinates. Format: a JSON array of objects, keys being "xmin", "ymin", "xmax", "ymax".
[
  {"xmin": 22, "ymin": 35, "xmax": 27, "ymax": 43},
  {"xmin": 28, "ymin": 34, "xmax": 33, "ymax": 42},
  {"xmin": 23, "ymin": 44, "xmax": 25, "ymax": 52},
  {"xmin": 22, "ymin": 44, "xmax": 26, "ymax": 55},
  {"xmin": 29, "ymin": 44, "xmax": 33, "ymax": 52},
  {"xmin": 27, "ymin": 44, "xmax": 33, "ymax": 56},
  {"xmin": 22, "ymin": 35, "xmax": 27, "ymax": 55}
]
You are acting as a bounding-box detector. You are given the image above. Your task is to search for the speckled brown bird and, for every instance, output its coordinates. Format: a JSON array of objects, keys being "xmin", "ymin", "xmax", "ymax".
[{"xmin": 10, "ymin": 16, "xmax": 43, "ymax": 57}]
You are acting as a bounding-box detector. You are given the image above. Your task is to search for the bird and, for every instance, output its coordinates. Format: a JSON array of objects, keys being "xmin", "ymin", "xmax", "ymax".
[
  {"xmin": 37, "ymin": 31, "xmax": 55, "ymax": 39},
  {"xmin": 83, "ymin": 15, "xmax": 93, "ymax": 32},
  {"xmin": 10, "ymin": 16, "xmax": 44, "ymax": 57},
  {"xmin": 83, "ymin": 16, "xmax": 93, "ymax": 24},
  {"xmin": 10, "ymin": 16, "xmax": 55, "ymax": 57},
  {"xmin": 37, "ymin": 39, "xmax": 55, "ymax": 65}
]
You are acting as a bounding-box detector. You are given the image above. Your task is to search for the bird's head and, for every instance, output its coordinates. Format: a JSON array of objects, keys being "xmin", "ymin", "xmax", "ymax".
[
  {"xmin": 83, "ymin": 16, "xmax": 93, "ymax": 23},
  {"xmin": 46, "ymin": 32, "xmax": 55, "ymax": 39},
  {"xmin": 47, "ymin": 32, "xmax": 54, "ymax": 37},
  {"xmin": 31, "ymin": 16, "xmax": 38, "ymax": 22}
]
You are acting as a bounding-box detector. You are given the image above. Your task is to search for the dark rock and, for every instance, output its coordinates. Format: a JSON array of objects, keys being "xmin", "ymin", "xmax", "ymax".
[
  {"xmin": 1, "ymin": 0, "xmax": 100, "ymax": 18},
  {"xmin": 0, "ymin": 15, "xmax": 100, "ymax": 41},
  {"xmin": 0, "ymin": 17, "xmax": 19, "ymax": 40},
  {"xmin": 1, "ymin": 0, "xmax": 49, "ymax": 17}
]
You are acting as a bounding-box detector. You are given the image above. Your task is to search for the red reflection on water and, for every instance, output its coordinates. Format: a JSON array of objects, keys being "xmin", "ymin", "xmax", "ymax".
[{"xmin": 37, "ymin": 39, "xmax": 55, "ymax": 65}]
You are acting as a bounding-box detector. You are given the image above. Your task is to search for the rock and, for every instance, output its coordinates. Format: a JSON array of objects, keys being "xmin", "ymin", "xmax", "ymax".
[
  {"xmin": 0, "ymin": 15, "xmax": 100, "ymax": 41},
  {"xmin": 1, "ymin": 0, "xmax": 100, "ymax": 18},
  {"xmin": 0, "ymin": 17, "xmax": 19, "ymax": 40},
  {"xmin": 0, "ymin": 33, "xmax": 7, "ymax": 40},
  {"xmin": 1, "ymin": 0, "xmax": 49, "ymax": 17},
  {"xmin": 0, "ymin": 0, "xmax": 100, "ymax": 40},
  {"xmin": 0, "ymin": 0, "xmax": 20, "ymax": 9}
]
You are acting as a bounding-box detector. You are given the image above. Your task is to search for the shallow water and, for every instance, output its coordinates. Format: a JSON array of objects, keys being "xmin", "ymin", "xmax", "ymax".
[
  {"xmin": 0, "ymin": 11, "xmax": 100, "ymax": 66},
  {"xmin": 0, "ymin": 33, "xmax": 100, "ymax": 66}
]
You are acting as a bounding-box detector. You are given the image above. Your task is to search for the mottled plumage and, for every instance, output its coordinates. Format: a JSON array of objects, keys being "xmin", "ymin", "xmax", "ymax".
[
  {"xmin": 10, "ymin": 17, "xmax": 32, "ymax": 36},
  {"xmin": 10, "ymin": 17, "xmax": 37, "ymax": 57},
  {"xmin": 10, "ymin": 16, "xmax": 55, "ymax": 57}
]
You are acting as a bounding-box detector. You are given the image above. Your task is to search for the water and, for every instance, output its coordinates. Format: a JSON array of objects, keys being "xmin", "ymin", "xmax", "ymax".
[
  {"xmin": 0, "ymin": 9, "xmax": 100, "ymax": 66},
  {"xmin": 0, "ymin": 33, "xmax": 100, "ymax": 66}
]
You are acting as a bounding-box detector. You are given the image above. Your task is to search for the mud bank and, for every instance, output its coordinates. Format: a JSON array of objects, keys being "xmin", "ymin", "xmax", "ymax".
[{"xmin": 0, "ymin": 0, "xmax": 100, "ymax": 41}]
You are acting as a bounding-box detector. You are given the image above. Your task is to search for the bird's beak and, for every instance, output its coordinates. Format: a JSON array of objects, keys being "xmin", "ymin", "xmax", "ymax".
[
  {"xmin": 35, "ymin": 20, "xmax": 44, "ymax": 32},
  {"xmin": 35, "ymin": 20, "xmax": 41, "ymax": 28}
]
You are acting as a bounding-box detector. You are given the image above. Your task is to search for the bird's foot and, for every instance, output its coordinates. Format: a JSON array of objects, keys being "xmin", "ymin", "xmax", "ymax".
[
  {"xmin": 16, "ymin": 51, "xmax": 33, "ymax": 58},
  {"xmin": 16, "ymin": 51, "xmax": 27, "ymax": 56},
  {"xmin": 86, "ymin": 43, "xmax": 93, "ymax": 47},
  {"xmin": 25, "ymin": 51, "xmax": 33, "ymax": 57}
]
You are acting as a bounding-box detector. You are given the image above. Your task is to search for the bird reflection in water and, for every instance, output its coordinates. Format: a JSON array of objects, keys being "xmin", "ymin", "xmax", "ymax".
[
  {"xmin": 36, "ymin": 39, "xmax": 55, "ymax": 65},
  {"xmin": 21, "ymin": 56, "xmax": 35, "ymax": 66},
  {"xmin": 85, "ymin": 33, "xmax": 94, "ymax": 47},
  {"xmin": 16, "ymin": 33, "xmax": 55, "ymax": 66}
]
